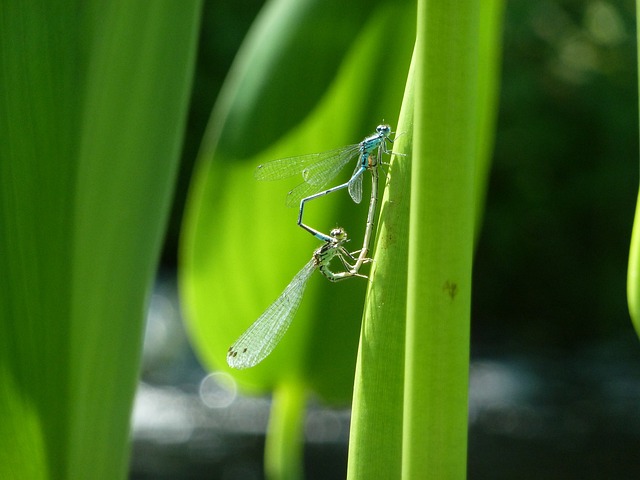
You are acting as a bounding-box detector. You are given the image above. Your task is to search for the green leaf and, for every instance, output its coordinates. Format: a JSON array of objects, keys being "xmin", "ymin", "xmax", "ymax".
[
  {"xmin": 628, "ymin": 193, "xmax": 640, "ymax": 335},
  {"xmin": 628, "ymin": 2, "xmax": 640, "ymax": 338},
  {"xmin": 0, "ymin": 1, "xmax": 201, "ymax": 478}
]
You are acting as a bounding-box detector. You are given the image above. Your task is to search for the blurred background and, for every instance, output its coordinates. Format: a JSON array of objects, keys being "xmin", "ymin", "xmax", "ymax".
[{"xmin": 130, "ymin": 0, "xmax": 640, "ymax": 478}]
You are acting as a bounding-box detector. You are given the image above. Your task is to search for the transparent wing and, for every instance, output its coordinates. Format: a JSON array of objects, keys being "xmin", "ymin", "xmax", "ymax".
[
  {"xmin": 300, "ymin": 144, "xmax": 361, "ymax": 186},
  {"xmin": 254, "ymin": 143, "xmax": 360, "ymax": 182},
  {"xmin": 347, "ymin": 164, "xmax": 365, "ymax": 204},
  {"xmin": 256, "ymin": 145, "xmax": 362, "ymax": 208},
  {"xmin": 227, "ymin": 259, "xmax": 316, "ymax": 369},
  {"xmin": 284, "ymin": 156, "xmax": 354, "ymax": 208}
]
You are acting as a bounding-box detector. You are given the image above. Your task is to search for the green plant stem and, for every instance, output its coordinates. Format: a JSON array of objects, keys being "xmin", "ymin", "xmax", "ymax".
[
  {"xmin": 403, "ymin": 1, "xmax": 480, "ymax": 478},
  {"xmin": 346, "ymin": 54, "xmax": 415, "ymax": 479},
  {"xmin": 265, "ymin": 382, "xmax": 306, "ymax": 480}
]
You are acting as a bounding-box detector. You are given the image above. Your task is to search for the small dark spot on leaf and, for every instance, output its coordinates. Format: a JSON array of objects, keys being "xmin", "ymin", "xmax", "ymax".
[{"xmin": 443, "ymin": 280, "xmax": 458, "ymax": 300}]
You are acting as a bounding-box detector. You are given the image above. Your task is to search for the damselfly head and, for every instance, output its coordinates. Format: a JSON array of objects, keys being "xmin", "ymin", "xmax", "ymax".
[
  {"xmin": 329, "ymin": 227, "xmax": 348, "ymax": 242},
  {"xmin": 376, "ymin": 124, "xmax": 392, "ymax": 137}
]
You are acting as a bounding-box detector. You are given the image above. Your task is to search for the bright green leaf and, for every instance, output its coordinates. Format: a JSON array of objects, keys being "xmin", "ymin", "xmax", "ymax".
[{"xmin": 0, "ymin": 1, "xmax": 201, "ymax": 478}]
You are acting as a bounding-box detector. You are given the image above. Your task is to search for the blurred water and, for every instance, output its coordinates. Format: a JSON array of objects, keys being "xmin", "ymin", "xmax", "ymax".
[{"xmin": 130, "ymin": 274, "xmax": 640, "ymax": 479}]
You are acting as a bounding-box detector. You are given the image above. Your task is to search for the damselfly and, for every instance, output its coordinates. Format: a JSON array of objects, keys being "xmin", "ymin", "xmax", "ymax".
[
  {"xmin": 348, "ymin": 127, "xmax": 406, "ymax": 274},
  {"xmin": 255, "ymin": 125, "xmax": 396, "ymax": 241},
  {"xmin": 349, "ymin": 142, "xmax": 382, "ymax": 274},
  {"xmin": 227, "ymin": 227, "xmax": 368, "ymax": 370}
]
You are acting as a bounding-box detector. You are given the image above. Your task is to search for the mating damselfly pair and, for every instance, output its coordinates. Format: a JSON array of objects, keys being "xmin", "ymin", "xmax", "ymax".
[{"xmin": 227, "ymin": 124, "xmax": 401, "ymax": 369}]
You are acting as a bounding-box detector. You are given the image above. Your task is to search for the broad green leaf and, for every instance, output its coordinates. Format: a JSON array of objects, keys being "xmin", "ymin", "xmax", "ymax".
[
  {"xmin": 0, "ymin": 2, "xmax": 201, "ymax": 478},
  {"xmin": 181, "ymin": 0, "xmax": 414, "ymax": 401}
]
